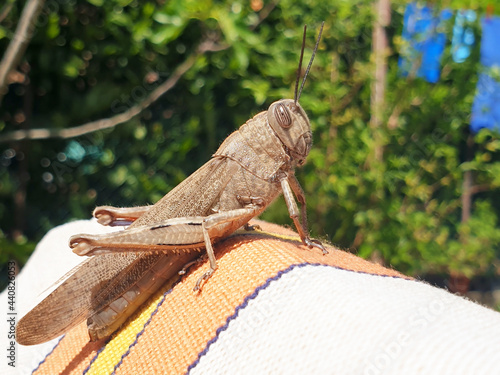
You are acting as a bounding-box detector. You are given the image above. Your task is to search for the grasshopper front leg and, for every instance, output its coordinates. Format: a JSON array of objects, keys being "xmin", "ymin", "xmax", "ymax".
[
  {"xmin": 93, "ymin": 205, "xmax": 152, "ymax": 226},
  {"xmin": 70, "ymin": 207, "xmax": 260, "ymax": 290},
  {"xmin": 281, "ymin": 176, "xmax": 328, "ymax": 254}
]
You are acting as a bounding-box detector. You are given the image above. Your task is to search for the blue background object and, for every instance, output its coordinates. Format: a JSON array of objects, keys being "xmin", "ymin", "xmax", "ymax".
[
  {"xmin": 471, "ymin": 17, "xmax": 500, "ymax": 133},
  {"xmin": 471, "ymin": 73, "xmax": 500, "ymax": 133},
  {"xmin": 479, "ymin": 16, "xmax": 500, "ymax": 67},
  {"xmin": 451, "ymin": 10, "xmax": 476, "ymax": 63},
  {"xmin": 399, "ymin": 3, "xmax": 453, "ymax": 83}
]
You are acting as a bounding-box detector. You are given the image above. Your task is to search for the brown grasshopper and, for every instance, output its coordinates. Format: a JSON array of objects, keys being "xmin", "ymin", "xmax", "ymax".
[{"xmin": 16, "ymin": 23, "xmax": 326, "ymax": 346}]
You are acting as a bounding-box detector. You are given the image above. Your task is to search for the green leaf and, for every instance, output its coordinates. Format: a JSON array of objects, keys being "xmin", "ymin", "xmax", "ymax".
[{"xmin": 62, "ymin": 55, "xmax": 85, "ymax": 78}]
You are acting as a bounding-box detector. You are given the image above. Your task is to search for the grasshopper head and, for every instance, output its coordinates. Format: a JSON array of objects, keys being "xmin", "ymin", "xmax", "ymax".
[
  {"xmin": 268, "ymin": 99, "xmax": 312, "ymax": 166},
  {"xmin": 266, "ymin": 22, "xmax": 324, "ymax": 166}
]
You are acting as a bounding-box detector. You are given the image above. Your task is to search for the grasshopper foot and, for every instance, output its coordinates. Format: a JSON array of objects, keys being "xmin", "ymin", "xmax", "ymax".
[
  {"xmin": 179, "ymin": 255, "xmax": 207, "ymax": 275},
  {"xmin": 193, "ymin": 266, "xmax": 217, "ymax": 292},
  {"xmin": 305, "ymin": 237, "xmax": 328, "ymax": 255},
  {"xmin": 93, "ymin": 207, "xmax": 134, "ymax": 226},
  {"xmin": 244, "ymin": 223, "xmax": 262, "ymax": 231},
  {"xmin": 93, "ymin": 210, "xmax": 114, "ymax": 226}
]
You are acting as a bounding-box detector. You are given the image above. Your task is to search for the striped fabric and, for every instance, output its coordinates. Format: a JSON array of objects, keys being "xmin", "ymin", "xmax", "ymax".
[{"xmin": 6, "ymin": 220, "xmax": 500, "ymax": 374}]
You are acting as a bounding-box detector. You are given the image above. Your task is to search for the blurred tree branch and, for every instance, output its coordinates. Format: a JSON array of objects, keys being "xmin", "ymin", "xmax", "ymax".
[
  {"xmin": 0, "ymin": 0, "xmax": 45, "ymax": 105},
  {"xmin": 0, "ymin": 40, "xmax": 229, "ymax": 143},
  {"xmin": 0, "ymin": 0, "xmax": 279, "ymax": 143},
  {"xmin": 369, "ymin": 0, "xmax": 390, "ymax": 163}
]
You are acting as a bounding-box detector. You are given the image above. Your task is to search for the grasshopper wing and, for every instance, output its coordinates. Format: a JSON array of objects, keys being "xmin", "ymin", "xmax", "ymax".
[
  {"xmin": 17, "ymin": 157, "xmax": 239, "ymax": 345},
  {"xmin": 16, "ymin": 253, "xmax": 140, "ymax": 345}
]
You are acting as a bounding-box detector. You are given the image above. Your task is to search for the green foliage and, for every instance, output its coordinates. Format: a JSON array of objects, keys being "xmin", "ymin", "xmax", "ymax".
[
  {"xmin": 0, "ymin": 235, "xmax": 35, "ymax": 267},
  {"xmin": 0, "ymin": 0, "xmax": 499, "ymax": 283}
]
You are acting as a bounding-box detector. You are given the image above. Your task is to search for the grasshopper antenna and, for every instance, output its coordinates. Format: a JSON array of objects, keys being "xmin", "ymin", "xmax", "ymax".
[
  {"xmin": 294, "ymin": 25, "xmax": 307, "ymax": 104},
  {"xmin": 296, "ymin": 21, "xmax": 324, "ymax": 103}
]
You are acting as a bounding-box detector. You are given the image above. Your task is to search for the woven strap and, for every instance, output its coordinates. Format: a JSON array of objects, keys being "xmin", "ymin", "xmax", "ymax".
[{"xmin": 32, "ymin": 221, "xmax": 408, "ymax": 374}]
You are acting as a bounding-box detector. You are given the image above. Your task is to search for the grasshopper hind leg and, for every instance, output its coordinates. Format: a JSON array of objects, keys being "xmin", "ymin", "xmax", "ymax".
[
  {"xmin": 71, "ymin": 206, "xmax": 261, "ymax": 290},
  {"xmin": 93, "ymin": 205, "xmax": 152, "ymax": 226}
]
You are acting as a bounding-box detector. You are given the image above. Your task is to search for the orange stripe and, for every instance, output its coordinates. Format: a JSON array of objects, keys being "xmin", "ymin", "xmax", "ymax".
[
  {"xmin": 32, "ymin": 221, "xmax": 409, "ymax": 374},
  {"xmin": 33, "ymin": 323, "xmax": 106, "ymax": 374}
]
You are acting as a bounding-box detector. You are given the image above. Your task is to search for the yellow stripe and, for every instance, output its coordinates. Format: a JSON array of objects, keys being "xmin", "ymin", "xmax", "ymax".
[{"xmin": 86, "ymin": 276, "xmax": 178, "ymax": 374}]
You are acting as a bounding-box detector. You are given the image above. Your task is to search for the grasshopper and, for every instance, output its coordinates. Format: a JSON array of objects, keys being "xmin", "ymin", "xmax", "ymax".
[{"xmin": 16, "ymin": 23, "xmax": 326, "ymax": 346}]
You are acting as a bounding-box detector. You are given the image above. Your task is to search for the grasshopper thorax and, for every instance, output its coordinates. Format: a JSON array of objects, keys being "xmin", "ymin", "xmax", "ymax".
[{"xmin": 267, "ymin": 99, "xmax": 312, "ymax": 166}]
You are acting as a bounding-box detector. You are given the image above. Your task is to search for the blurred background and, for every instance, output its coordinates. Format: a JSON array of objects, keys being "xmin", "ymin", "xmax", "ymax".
[{"xmin": 0, "ymin": 0, "xmax": 499, "ymax": 308}]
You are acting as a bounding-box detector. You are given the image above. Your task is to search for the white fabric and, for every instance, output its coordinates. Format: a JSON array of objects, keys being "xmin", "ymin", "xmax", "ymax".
[
  {"xmin": 0, "ymin": 220, "xmax": 121, "ymax": 375},
  {"xmin": 190, "ymin": 265, "xmax": 500, "ymax": 375}
]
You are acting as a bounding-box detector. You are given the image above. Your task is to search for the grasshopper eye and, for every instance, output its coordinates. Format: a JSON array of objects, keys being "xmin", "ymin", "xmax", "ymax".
[{"xmin": 274, "ymin": 103, "xmax": 292, "ymax": 128}]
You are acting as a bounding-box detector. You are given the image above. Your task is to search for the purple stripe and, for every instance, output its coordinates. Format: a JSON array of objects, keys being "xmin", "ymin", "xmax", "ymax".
[
  {"xmin": 187, "ymin": 262, "xmax": 409, "ymax": 373},
  {"xmin": 31, "ymin": 335, "xmax": 65, "ymax": 374}
]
